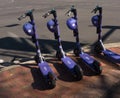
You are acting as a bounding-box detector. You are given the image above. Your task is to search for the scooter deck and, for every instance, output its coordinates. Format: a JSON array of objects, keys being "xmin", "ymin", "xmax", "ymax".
[
  {"xmin": 38, "ymin": 61, "xmax": 53, "ymax": 76},
  {"xmin": 61, "ymin": 56, "xmax": 76, "ymax": 69},
  {"xmin": 103, "ymin": 49, "xmax": 120, "ymax": 63},
  {"xmin": 79, "ymin": 53, "xmax": 95, "ymax": 66}
]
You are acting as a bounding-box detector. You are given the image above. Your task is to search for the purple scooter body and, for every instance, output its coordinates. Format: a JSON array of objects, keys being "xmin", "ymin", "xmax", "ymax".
[
  {"xmin": 43, "ymin": 9, "xmax": 83, "ymax": 80},
  {"xmin": 79, "ymin": 53, "xmax": 94, "ymax": 66},
  {"xmin": 18, "ymin": 9, "xmax": 56, "ymax": 88},
  {"xmin": 66, "ymin": 6, "xmax": 102, "ymax": 75},
  {"xmin": 91, "ymin": 6, "xmax": 120, "ymax": 64}
]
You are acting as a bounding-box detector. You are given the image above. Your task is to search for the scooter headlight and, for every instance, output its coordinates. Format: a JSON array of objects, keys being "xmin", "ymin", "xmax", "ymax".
[
  {"xmin": 23, "ymin": 22, "xmax": 34, "ymax": 36},
  {"xmin": 91, "ymin": 15, "xmax": 99, "ymax": 27},
  {"xmin": 66, "ymin": 17, "xmax": 77, "ymax": 30},
  {"xmin": 47, "ymin": 19, "xmax": 55, "ymax": 32}
]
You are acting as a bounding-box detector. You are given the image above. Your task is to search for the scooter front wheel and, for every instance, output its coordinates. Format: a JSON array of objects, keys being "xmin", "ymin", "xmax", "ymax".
[
  {"xmin": 56, "ymin": 51, "xmax": 63, "ymax": 60},
  {"xmin": 73, "ymin": 65, "xmax": 83, "ymax": 81},
  {"xmin": 46, "ymin": 72, "xmax": 56, "ymax": 89},
  {"xmin": 93, "ymin": 60, "xmax": 102, "ymax": 75},
  {"xmin": 94, "ymin": 42, "xmax": 103, "ymax": 54},
  {"xmin": 73, "ymin": 48, "xmax": 80, "ymax": 56},
  {"xmin": 34, "ymin": 55, "xmax": 44, "ymax": 63}
]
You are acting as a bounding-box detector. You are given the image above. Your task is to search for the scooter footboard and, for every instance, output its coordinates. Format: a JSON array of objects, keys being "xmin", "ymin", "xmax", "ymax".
[
  {"xmin": 103, "ymin": 49, "xmax": 120, "ymax": 63},
  {"xmin": 61, "ymin": 56, "xmax": 76, "ymax": 69},
  {"xmin": 38, "ymin": 61, "xmax": 53, "ymax": 76},
  {"xmin": 79, "ymin": 53, "xmax": 94, "ymax": 66}
]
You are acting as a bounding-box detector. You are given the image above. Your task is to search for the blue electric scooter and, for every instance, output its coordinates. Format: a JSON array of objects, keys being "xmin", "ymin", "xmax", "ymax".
[
  {"xmin": 91, "ymin": 6, "xmax": 120, "ymax": 64},
  {"xmin": 18, "ymin": 9, "xmax": 56, "ymax": 89},
  {"xmin": 66, "ymin": 6, "xmax": 102, "ymax": 75},
  {"xmin": 42, "ymin": 9, "xmax": 83, "ymax": 81}
]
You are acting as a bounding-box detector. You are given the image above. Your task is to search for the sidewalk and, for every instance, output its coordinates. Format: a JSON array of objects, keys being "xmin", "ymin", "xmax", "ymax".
[{"xmin": 0, "ymin": 43, "xmax": 120, "ymax": 98}]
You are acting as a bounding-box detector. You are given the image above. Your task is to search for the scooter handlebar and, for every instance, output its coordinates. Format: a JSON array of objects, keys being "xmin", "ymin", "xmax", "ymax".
[
  {"xmin": 18, "ymin": 9, "xmax": 35, "ymax": 20},
  {"xmin": 42, "ymin": 9, "xmax": 56, "ymax": 18},
  {"xmin": 91, "ymin": 5, "xmax": 102, "ymax": 13},
  {"xmin": 65, "ymin": 5, "xmax": 76, "ymax": 16},
  {"xmin": 18, "ymin": 14, "xmax": 26, "ymax": 20},
  {"xmin": 65, "ymin": 10, "xmax": 72, "ymax": 16},
  {"xmin": 42, "ymin": 11, "xmax": 51, "ymax": 18}
]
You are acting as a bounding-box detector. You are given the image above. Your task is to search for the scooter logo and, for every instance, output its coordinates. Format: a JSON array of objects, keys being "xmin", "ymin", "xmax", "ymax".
[
  {"xmin": 67, "ymin": 60, "xmax": 71, "ymax": 64},
  {"xmin": 44, "ymin": 66, "xmax": 47, "ymax": 71},
  {"xmin": 85, "ymin": 57, "xmax": 90, "ymax": 60}
]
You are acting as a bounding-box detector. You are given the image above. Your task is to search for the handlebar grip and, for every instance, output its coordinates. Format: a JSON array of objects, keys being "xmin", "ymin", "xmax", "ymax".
[{"xmin": 18, "ymin": 14, "xmax": 26, "ymax": 20}]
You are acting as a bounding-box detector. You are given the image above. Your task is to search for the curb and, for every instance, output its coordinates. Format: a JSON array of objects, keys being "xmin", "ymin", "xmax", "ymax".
[{"xmin": 0, "ymin": 42, "xmax": 120, "ymax": 72}]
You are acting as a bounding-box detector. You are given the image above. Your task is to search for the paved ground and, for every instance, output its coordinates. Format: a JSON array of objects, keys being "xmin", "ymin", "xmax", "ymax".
[
  {"xmin": 0, "ymin": 45, "xmax": 120, "ymax": 98},
  {"xmin": 0, "ymin": 0, "xmax": 120, "ymax": 63},
  {"xmin": 0, "ymin": 0, "xmax": 120, "ymax": 98}
]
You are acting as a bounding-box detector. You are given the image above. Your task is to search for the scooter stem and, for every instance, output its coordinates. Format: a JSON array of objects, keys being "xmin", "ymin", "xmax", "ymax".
[{"xmin": 66, "ymin": 6, "xmax": 82, "ymax": 53}]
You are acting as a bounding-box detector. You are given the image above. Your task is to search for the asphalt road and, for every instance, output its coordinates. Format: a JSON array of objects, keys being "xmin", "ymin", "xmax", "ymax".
[{"xmin": 0, "ymin": 0, "xmax": 120, "ymax": 63}]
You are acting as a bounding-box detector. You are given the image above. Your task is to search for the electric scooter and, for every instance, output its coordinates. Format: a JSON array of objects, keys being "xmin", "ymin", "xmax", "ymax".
[
  {"xmin": 66, "ymin": 6, "xmax": 102, "ymax": 75},
  {"xmin": 42, "ymin": 8, "xmax": 83, "ymax": 81},
  {"xmin": 91, "ymin": 6, "xmax": 120, "ymax": 64},
  {"xmin": 18, "ymin": 9, "xmax": 56, "ymax": 89}
]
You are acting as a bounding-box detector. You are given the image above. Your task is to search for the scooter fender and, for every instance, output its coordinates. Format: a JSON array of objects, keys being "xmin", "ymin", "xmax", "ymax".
[{"xmin": 103, "ymin": 49, "xmax": 120, "ymax": 63}]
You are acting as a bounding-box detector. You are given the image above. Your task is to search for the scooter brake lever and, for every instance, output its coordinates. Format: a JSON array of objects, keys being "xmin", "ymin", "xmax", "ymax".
[
  {"xmin": 18, "ymin": 14, "xmax": 26, "ymax": 21},
  {"xmin": 91, "ymin": 5, "xmax": 100, "ymax": 13},
  {"xmin": 91, "ymin": 8, "xmax": 97, "ymax": 13},
  {"xmin": 65, "ymin": 10, "xmax": 71, "ymax": 16},
  {"xmin": 18, "ymin": 9, "xmax": 35, "ymax": 20},
  {"xmin": 42, "ymin": 12, "xmax": 50, "ymax": 18}
]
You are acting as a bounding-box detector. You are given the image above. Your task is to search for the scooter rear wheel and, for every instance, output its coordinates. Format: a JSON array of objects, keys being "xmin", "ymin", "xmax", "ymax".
[
  {"xmin": 46, "ymin": 72, "xmax": 56, "ymax": 89},
  {"xmin": 93, "ymin": 60, "xmax": 102, "ymax": 75},
  {"xmin": 73, "ymin": 65, "xmax": 83, "ymax": 81}
]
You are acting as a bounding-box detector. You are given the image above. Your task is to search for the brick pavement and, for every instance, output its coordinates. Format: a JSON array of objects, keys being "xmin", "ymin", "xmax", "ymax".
[{"xmin": 0, "ymin": 46, "xmax": 120, "ymax": 98}]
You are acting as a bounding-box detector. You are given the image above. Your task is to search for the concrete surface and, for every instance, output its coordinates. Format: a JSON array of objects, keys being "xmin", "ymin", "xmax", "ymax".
[{"xmin": 0, "ymin": 0, "xmax": 120, "ymax": 63}]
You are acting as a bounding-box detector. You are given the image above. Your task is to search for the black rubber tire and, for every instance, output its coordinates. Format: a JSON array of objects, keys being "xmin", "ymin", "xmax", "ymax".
[
  {"xmin": 34, "ymin": 55, "xmax": 39, "ymax": 63},
  {"xmin": 93, "ymin": 60, "xmax": 102, "ymax": 75},
  {"xmin": 56, "ymin": 51, "xmax": 63, "ymax": 60},
  {"xmin": 73, "ymin": 65, "xmax": 83, "ymax": 81},
  {"xmin": 73, "ymin": 48, "xmax": 80, "ymax": 56},
  {"xmin": 46, "ymin": 72, "xmax": 56, "ymax": 89},
  {"xmin": 94, "ymin": 42, "xmax": 103, "ymax": 54}
]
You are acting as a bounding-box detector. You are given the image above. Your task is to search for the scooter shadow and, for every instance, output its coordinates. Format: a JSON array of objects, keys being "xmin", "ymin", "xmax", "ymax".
[
  {"xmin": 31, "ymin": 67, "xmax": 53, "ymax": 90},
  {"xmin": 93, "ymin": 54, "xmax": 120, "ymax": 70},
  {"xmin": 77, "ymin": 59, "xmax": 97, "ymax": 76},
  {"xmin": 48, "ymin": 58, "xmax": 82, "ymax": 82},
  {"xmin": 20, "ymin": 64, "xmax": 55, "ymax": 91}
]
